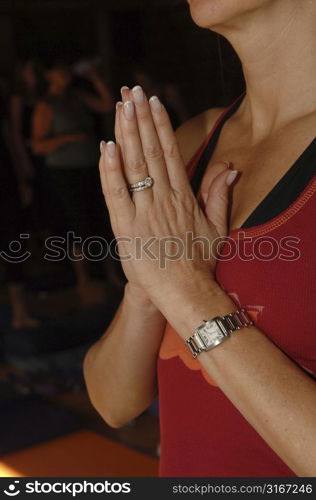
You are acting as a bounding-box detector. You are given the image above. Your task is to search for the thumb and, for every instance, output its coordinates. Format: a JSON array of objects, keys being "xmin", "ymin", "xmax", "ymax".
[{"xmin": 204, "ymin": 168, "xmax": 239, "ymax": 238}]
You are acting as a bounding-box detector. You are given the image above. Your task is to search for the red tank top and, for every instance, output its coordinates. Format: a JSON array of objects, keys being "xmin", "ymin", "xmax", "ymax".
[{"xmin": 157, "ymin": 106, "xmax": 316, "ymax": 477}]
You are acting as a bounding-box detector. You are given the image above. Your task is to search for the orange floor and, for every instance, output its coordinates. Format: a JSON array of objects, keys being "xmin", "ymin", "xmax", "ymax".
[{"xmin": 0, "ymin": 430, "xmax": 159, "ymax": 477}]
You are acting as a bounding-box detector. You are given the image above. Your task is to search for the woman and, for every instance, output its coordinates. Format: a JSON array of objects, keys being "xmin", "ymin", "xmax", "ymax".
[
  {"xmin": 32, "ymin": 62, "xmax": 115, "ymax": 303},
  {"xmin": 84, "ymin": 0, "xmax": 316, "ymax": 477},
  {"xmin": 0, "ymin": 101, "xmax": 39, "ymax": 330},
  {"xmin": 9, "ymin": 59, "xmax": 43, "ymax": 210}
]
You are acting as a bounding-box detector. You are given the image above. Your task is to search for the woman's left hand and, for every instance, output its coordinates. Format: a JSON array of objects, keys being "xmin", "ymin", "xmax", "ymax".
[{"xmin": 99, "ymin": 86, "xmax": 236, "ymax": 312}]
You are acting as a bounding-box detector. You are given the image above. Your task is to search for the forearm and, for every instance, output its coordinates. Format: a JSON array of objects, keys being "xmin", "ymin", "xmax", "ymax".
[
  {"xmin": 31, "ymin": 134, "xmax": 75, "ymax": 155},
  {"xmin": 158, "ymin": 282, "xmax": 316, "ymax": 477},
  {"xmin": 202, "ymin": 326, "xmax": 316, "ymax": 477},
  {"xmin": 84, "ymin": 284, "xmax": 166, "ymax": 427},
  {"xmin": 90, "ymin": 76, "xmax": 114, "ymax": 111}
]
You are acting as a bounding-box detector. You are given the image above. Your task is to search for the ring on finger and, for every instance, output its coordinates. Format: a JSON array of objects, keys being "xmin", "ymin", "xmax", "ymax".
[{"xmin": 129, "ymin": 176, "xmax": 154, "ymax": 192}]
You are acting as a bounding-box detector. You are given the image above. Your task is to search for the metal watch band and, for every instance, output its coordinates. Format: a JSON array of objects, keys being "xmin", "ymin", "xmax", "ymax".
[
  {"xmin": 220, "ymin": 308, "xmax": 254, "ymax": 334},
  {"xmin": 186, "ymin": 309, "xmax": 254, "ymax": 358}
]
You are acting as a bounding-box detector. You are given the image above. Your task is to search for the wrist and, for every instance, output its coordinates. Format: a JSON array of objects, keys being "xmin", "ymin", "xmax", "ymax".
[
  {"xmin": 124, "ymin": 283, "xmax": 159, "ymax": 313},
  {"xmin": 155, "ymin": 279, "xmax": 235, "ymax": 340}
]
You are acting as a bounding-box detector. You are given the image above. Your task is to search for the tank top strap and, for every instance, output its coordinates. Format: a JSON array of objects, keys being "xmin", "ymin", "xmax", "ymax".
[{"xmin": 189, "ymin": 94, "xmax": 244, "ymax": 196}]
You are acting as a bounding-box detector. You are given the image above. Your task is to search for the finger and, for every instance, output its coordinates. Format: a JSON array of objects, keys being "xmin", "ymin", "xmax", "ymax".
[
  {"xmin": 119, "ymin": 99, "xmax": 153, "ymax": 205},
  {"xmin": 121, "ymin": 86, "xmax": 131, "ymax": 102},
  {"xmin": 117, "ymin": 87, "xmax": 133, "ymax": 162},
  {"xmin": 114, "ymin": 103, "xmax": 129, "ymax": 191},
  {"xmin": 131, "ymin": 85, "xmax": 170, "ymax": 191},
  {"xmin": 115, "ymin": 87, "xmax": 131, "ymax": 165},
  {"xmin": 99, "ymin": 142, "xmax": 118, "ymax": 233},
  {"xmin": 99, "ymin": 140, "xmax": 135, "ymax": 226},
  {"xmin": 204, "ymin": 167, "xmax": 239, "ymax": 238},
  {"xmin": 149, "ymin": 95, "xmax": 189, "ymax": 192},
  {"xmin": 115, "ymin": 101, "xmax": 123, "ymax": 146},
  {"xmin": 199, "ymin": 161, "xmax": 230, "ymax": 205}
]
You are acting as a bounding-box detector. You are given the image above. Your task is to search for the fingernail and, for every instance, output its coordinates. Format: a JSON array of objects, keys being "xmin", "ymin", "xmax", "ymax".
[
  {"xmin": 149, "ymin": 95, "xmax": 161, "ymax": 112},
  {"xmin": 107, "ymin": 141, "xmax": 116, "ymax": 158},
  {"xmin": 116, "ymin": 101, "xmax": 123, "ymax": 110},
  {"xmin": 120, "ymin": 86, "xmax": 129, "ymax": 95},
  {"xmin": 100, "ymin": 140, "xmax": 106, "ymax": 154},
  {"xmin": 132, "ymin": 85, "xmax": 144, "ymax": 105},
  {"xmin": 123, "ymin": 100, "xmax": 134, "ymax": 120},
  {"xmin": 226, "ymin": 170, "xmax": 239, "ymax": 186},
  {"xmin": 201, "ymin": 192, "xmax": 208, "ymax": 204}
]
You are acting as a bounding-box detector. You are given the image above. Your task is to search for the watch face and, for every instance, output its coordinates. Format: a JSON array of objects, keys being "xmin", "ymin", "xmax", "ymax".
[{"xmin": 199, "ymin": 320, "xmax": 225, "ymax": 349}]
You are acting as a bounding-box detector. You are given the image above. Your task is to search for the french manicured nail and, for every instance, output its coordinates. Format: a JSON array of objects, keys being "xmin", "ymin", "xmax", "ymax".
[
  {"xmin": 120, "ymin": 86, "xmax": 129, "ymax": 95},
  {"xmin": 149, "ymin": 95, "xmax": 161, "ymax": 112},
  {"xmin": 201, "ymin": 192, "xmax": 208, "ymax": 204},
  {"xmin": 100, "ymin": 140, "xmax": 106, "ymax": 154},
  {"xmin": 132, "ymin": 85, "xmax": 144, "ymax": 104},
  {"xmin": 107, "ymin": 141, "xmax": 116, "ymax": 158},
  {"xmin": 226, "ymin": 170, "xmax": 239, "ymax": 186},
  {"xmin": 123, "ymin": 100, "xmax": 134, "ymax": 120},
  {"xmin": 116, "ymin": 101, "xmax": 123, "ymax": 110}
]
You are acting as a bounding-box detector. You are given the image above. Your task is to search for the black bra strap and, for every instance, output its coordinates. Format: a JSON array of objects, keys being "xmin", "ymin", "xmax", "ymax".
[
  {"xmin": 191, "ymin": 96, "xmax": 244, "ymax": 197},
  {"xmin": 190, "ymin": 95, "xmax": 316, "ymax": 229}
]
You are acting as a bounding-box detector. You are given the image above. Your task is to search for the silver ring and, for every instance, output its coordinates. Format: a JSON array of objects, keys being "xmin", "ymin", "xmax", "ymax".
[{"xmin": 129, "ymin": 176, "xmax": 154, "ymax": 192}]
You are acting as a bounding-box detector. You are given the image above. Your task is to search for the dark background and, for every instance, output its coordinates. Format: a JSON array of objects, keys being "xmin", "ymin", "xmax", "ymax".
[
  {"xmin": 0, "ymin": 0, "xmax": 244, "ymax": 117},
  {"xmin": 0, "ymin": 0, "xmax": 245, "ymax": 476}
]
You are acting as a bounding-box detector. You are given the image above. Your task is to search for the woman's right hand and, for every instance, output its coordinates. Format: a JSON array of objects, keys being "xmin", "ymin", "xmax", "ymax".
[{"xmin": 103, "ymin": 86, "xmax": 235, "ymax": 306}]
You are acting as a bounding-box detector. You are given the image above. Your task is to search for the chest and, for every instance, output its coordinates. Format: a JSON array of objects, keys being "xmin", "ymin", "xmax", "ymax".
[{"xmin": 199, "ymin": 125, "xmax": 315, "ymax": 230}]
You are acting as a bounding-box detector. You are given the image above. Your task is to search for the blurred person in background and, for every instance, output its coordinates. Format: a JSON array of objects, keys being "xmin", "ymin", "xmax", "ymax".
[
  {"xmin": 31, "ymin": 61, "xmax": 116, "ymax": 304},
  {"xmin": 0, "ymin": 90, "xmax": 39, "ymax": 330},
  {"xmin": 131, "ymin": 66, "xmax": 189, "ymax": 128},
  {"xmin": 85, "ymin": 0, "xmax": 316, "ymax": 478},
  {"xmin": 9, "ymin": 59, "xmax": 44, "ymax": 224}
]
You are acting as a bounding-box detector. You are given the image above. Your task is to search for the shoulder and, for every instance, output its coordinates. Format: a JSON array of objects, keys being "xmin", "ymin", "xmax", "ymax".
[{"xmin": 176, "ymin": 107, "xmax": 225, "ymax": 167}]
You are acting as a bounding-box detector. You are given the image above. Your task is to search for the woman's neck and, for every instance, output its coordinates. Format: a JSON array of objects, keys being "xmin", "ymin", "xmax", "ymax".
[{"xmin": 220, "ymin": 1, "xmax": 316, "ymax": 140}]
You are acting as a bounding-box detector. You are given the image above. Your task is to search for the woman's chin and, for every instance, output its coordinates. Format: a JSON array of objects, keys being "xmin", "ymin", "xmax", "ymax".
[
  {"xmin": 188, "ymin": 0, "xmax": 270, "ymax": 30},
  {"xmin": 188, "ymin": 0, "xmax": 228, "ymax": 30}
]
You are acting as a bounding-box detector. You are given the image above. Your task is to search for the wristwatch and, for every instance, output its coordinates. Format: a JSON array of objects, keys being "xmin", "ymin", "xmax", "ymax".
[{"xmin": 186, "ymin": 309, "xmax": 253, "ymax": 358}]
